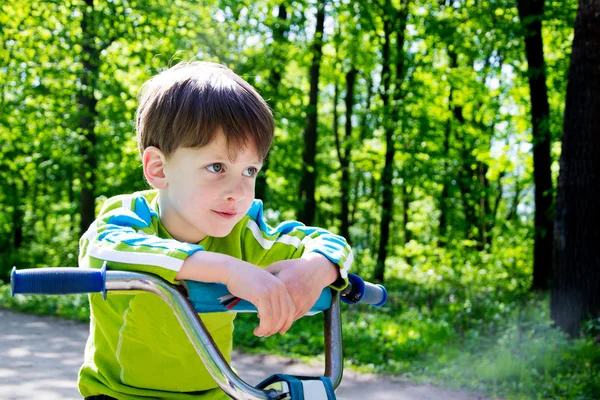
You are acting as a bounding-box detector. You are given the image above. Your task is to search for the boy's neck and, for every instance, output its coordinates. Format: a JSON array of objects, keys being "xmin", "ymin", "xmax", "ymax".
[{"xmin": 157, "ymin": 191, "xmax": 207, "ymax": 244}]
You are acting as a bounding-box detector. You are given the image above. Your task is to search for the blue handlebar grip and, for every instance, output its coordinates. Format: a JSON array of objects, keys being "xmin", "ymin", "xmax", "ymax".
[
  {"xmin": 361, "ymin": 281, "xmax": 387, "ymax": 307},
  {"xmin": 341, "ymin": 274, "xmax": 387, "ymax": 307},
  {"xmin": 11, "ymin": 262, "xmax": 107, "ymax": 300}
]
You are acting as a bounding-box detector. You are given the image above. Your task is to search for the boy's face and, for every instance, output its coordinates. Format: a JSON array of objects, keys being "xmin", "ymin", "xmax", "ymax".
[{"xmin": 156, "ymin": 131, "xmax": 263, "ymax": 243}]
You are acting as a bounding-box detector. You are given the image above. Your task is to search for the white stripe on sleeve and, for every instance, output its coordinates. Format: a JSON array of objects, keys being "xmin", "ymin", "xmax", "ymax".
[
  {"xmin": 247, "ymin": 220, "xmax": 303, "ymax": 250},
  {"xmin": 87, "ymin": 244, "xmax": 184, "ymax": 272}
]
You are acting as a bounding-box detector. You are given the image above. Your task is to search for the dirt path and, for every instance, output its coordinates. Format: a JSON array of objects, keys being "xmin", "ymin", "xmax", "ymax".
[{"xmin": 0, "ymin": 309, "xmax": 487, "ymax": 399}]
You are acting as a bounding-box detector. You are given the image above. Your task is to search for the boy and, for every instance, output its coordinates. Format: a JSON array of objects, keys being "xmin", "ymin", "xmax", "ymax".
[{"xmin": 78, "ymin": 61, "xmax": 353, "ymax": 399}]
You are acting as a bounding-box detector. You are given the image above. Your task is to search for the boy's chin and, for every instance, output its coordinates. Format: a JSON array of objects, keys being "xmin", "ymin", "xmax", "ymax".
[{"xmin": 205, "ymin": 225, "xmax": 236, "ymax": 238}]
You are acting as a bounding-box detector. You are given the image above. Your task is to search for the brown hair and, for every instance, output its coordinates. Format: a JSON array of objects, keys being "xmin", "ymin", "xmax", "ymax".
[{"xmin": 135, "ymin": 61, "xmax": 273, "ymax": 161}]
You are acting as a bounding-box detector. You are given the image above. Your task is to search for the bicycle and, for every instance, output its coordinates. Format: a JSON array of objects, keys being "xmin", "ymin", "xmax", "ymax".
[{"xmin": 11, "ymin": 263, "xmax": 387, "ymax": 400}]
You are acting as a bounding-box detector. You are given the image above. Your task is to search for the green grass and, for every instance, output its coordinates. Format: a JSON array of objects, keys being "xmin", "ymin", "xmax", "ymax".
[{"xmin": 1, "ymin": 277, "xmax": 598, "ymax": 400}]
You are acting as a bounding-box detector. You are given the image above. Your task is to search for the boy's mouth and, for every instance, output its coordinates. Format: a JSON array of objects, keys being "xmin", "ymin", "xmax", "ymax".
[{"xmin": 212, "ymin": 210, "xmax": 238, "ymax": 219}]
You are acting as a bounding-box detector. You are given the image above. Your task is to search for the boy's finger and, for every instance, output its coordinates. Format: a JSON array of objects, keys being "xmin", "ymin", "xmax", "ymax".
[
  {"xmin": 255, "ymin": 298, "xmax": 273, "ymax": 337},
  {"xmin": 265, "ymin": 294, "xmax": 282, "ymax": 337},
  {"xmin": 269, "ymin": 282, "xmax": 290, "ymax": 336},
  {"xmin": 280, "ymin": 294, "xmax": 295, "ymax": 334}
]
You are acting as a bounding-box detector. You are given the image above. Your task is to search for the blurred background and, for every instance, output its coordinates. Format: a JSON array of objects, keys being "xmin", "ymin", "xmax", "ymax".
[{"xmin": 1, "ymin": 0, "xmax": 598, "ymax": 399}]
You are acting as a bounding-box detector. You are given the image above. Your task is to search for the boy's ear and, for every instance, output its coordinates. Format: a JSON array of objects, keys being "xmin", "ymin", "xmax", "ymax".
[{"xmin": 142, "ymin": 146, "xmax": 168, "ymax": 189}]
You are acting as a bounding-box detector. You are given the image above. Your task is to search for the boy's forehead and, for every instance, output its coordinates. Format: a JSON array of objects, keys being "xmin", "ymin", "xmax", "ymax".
[{"xmin": 181, "ymin": 140, "xmax": 262, "ymax": 164}]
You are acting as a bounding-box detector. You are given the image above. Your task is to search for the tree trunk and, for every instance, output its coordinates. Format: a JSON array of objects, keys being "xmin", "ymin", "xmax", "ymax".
[
  {"xmin": 517, "ymin": 0, "xmax": 554, "ymax": 291},
  {"xmin": 255, "ymin": 3, "xmax": 288, "ymax": 202},
  {"xmin": 350, "ymin": 172, "xmax": 360, "ymax": 226},
  {"xmin": 78, "ymin": 0, "xmax": 99, "ymax": 235},
  {"xmin": 374, "ymin": 10, "xmax": 394, "ymax": 284},
  {"xmin": 298, "ymin": 0, "xmax": 325, "ymax": 225},
  {"xmin": 439, "ymin": 88, "xmax": 452, "ymax": 243},
  {"xmin": 375, "ymin": 0, "xmax": 409, "ymax": 283},
  {"xmin": 551, "ymin": 0, "xmax": 600, "ymax": 337},
  {"xmin": 339, "ymin": 67, "xmax": 357, "ymax": 242},
  {"xmin": 478, "ymin": 161, "xmax": 489, "ymax": 248},
  {"xmin": 452, "ymin": 102, "xmax": 479, "ymax": 243},
  {"xmin": 359, "ymin": 74, "xmax": 373, "ymax": 142}
]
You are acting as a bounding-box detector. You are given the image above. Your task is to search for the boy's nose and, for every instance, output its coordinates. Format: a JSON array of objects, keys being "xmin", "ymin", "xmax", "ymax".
[{"xmin": 224, "ymin": 179, "xmax": 246, "ymax": 202}]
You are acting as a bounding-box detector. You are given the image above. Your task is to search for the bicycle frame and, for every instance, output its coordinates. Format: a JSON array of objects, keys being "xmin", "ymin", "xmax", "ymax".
[{"xmin": 101, "ymin": 270, "xmax": 342, "ymax": 400}]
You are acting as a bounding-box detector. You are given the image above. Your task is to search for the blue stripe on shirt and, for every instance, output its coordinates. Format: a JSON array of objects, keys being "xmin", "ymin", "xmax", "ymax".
[
  {"xmin": 247, "ymin": 200, "xmax": 304, "ymax": 236},
  {"xmin": 135, "ymin": 196, "xmax": 158, "ymax": 225}
]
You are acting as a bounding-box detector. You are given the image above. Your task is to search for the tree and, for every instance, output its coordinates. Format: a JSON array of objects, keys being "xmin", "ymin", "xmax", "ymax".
[
  {"xmin": 516, "ymin": 0, "xmax": 554, "ymax": 291},
  {"xmin": 298, "ymin": 0, "xmax": 326, "ymax": 225},
  {"xmin": 551, "ymin": 0, "xmax": 600, "ymax": 337},
  {"xmin": 78, "ymin": 0, "xmax": 101, "ymax": 236},
  {"xmin": 255, "ymin": 3, "xmax": 290, "ymax": 202},
  {"xmin": 374, "ymin": 0, "xmax": 410, "ymax": 283}
]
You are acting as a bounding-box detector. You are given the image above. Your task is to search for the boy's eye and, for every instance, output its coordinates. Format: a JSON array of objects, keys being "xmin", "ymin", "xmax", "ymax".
[
  {"xmin": 206, "ymin": 163, "xmax": 224, "ymax": 173},
  {"xmin": 243, "ymin": 167, "xmax": 258, "ymax": 177}
]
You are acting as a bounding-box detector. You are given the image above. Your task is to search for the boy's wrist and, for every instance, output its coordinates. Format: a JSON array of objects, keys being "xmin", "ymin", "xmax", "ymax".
[{"xmin": 300, "ymin": 252, "xmax": 340, "ymax": 287}]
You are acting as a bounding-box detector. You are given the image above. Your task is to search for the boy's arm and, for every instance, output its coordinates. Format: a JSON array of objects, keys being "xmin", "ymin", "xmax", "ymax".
[
  {"xmin": 79, "ymin": 194, "xmax": 203, "ymax": 284},
  {"xmin": 243, "ymin": 200, "xmax": 353, "ymax": 286},
  {"xmin": 177, "ymin": 251, "xmax": 296, "ymax": 337},
  {"xmin": 242, "ymin": 200, "xmax": 354, "ymax": 318}
]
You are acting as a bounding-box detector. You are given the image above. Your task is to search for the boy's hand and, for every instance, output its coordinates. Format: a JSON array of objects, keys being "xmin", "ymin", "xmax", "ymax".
[
  {"xmin": 223, "ymin": 259, "xmax": 296, "ymax": 337},
  {"xmin": 265, "ymin": 253, "xmax": 340, "ymax": 323},
  {"xmin": 177, "ymin": 252, "xmax": 295, "ymax": 338}
]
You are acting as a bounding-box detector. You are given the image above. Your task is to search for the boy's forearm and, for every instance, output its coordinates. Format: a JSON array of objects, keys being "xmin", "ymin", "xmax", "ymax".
[
  {"xmin": 176, "ymin": 251, "xmax": 233, "ymax": 284},
  {"xmin": 300, "ymin": 252, "xmax": 341, "ymax": 286}
]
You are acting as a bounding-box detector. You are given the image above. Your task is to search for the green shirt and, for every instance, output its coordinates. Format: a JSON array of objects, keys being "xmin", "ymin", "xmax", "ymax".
[{"xmin": 78, "ymin": 190, "xmax": 353, "ymax": 399}]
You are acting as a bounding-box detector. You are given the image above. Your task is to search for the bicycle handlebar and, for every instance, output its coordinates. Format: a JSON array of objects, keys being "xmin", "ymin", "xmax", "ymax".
[{"xmin": 11, "ymin": 266, "xmax": 387, "ymax": 310}]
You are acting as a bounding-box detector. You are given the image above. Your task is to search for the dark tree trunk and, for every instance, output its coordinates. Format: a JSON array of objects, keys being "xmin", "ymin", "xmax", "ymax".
[
  {"xmin": 359, "ymin": 74, "xmax": 373, "ymax": 142},
  {"xmin": 478, "ymin": 162, "xmax": 489, "ymax": 248},
  {"xmin": 298, "ymin": 0, "xmax": 325, "ymax": 225},
  {"xmin": 446, "ymin": 49, "xmax": 479, "ymax": 244},
  {"xmin": 256, "ymin": 3, "xmax": 288, "ymax": 202},
  {"xmin": 452, "ymin": 103, "xmax": 479, "ymax": 243},
  {"xmin": 457, "ymin": 163, "xmax": 478, "ymax": 242},
  {"xmin": 401, "ymin": 183, "xmax": 413, "ymax": 265},
  {"xmin": 375, "ymin": 0, "xmax": 409, "ymax": 283},
  {"xmin": 439, "ymin": 88, "xmax": 453, "ymax": 243},
  {"xmin": 402, "ymin": 184, "xmax": 412, "ymax": 245},
  {"xmin": 517, "ymin": 0, "xmax": 554, "ymax": 291},
  {"xmin": 551, "ymin": 0, "xmax": 600, "ymax": 337},
  {"xmin": 490, "ymin": 170, "xmax": 505, "ymax": 246},
  {"xmin": 79, "ymin": 0, "xmax": 99, "ymax": 235},
  {"xmin": 339, "ymin": 67, "xmax": 357, "ymax": 242},
  {"xmin": 350, "ymin": 171, "xmax": 360, "ymax": 226},
  {"xmin": 374, "ymin": 10, "xmax": 394, "ymax": 284}
]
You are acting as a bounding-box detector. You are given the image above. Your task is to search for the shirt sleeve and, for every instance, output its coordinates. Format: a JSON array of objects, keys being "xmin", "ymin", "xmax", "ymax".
[
  {"xmin": 241, "ymin": 200, "xmax": 354, "ymax": 290},
  {"xmin": 78, "ymin": 193, "xmax": 203, "ymax": 284}
]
